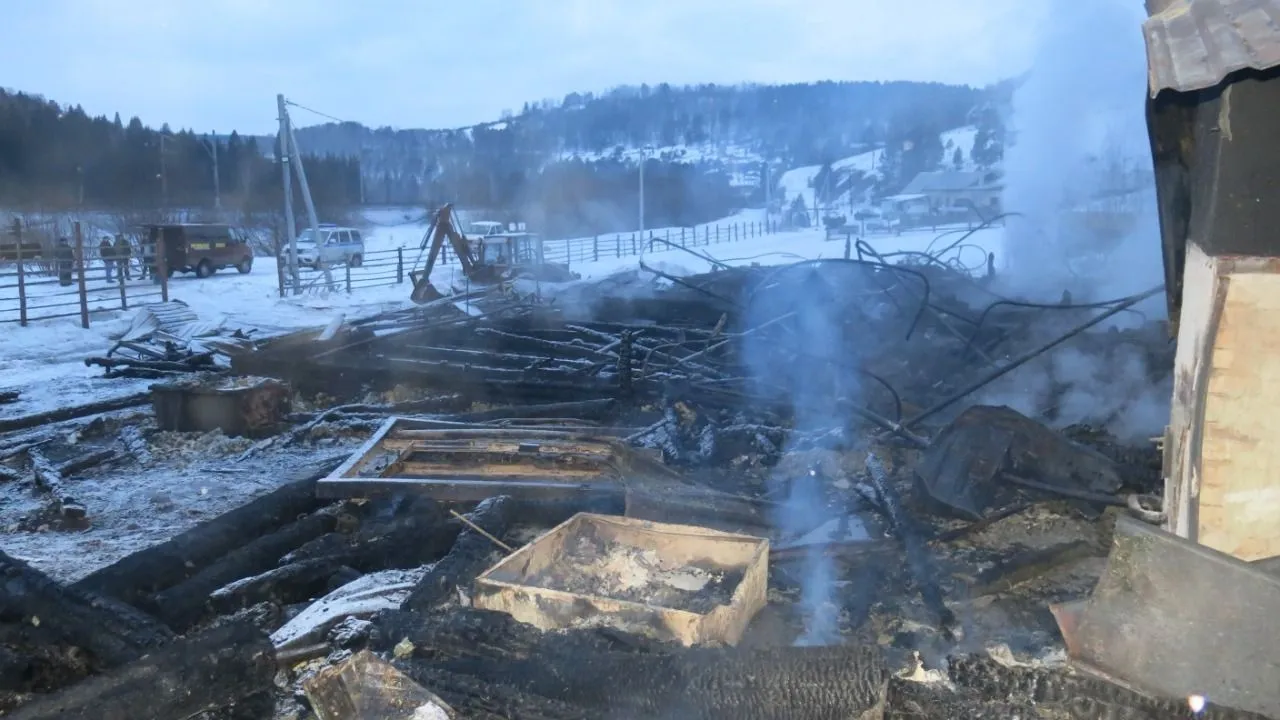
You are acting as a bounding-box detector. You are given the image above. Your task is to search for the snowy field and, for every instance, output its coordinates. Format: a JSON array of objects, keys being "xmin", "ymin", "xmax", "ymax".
[{"xmin": 0, "ymin": 215, "xmax": 1004, "ymax": 422}]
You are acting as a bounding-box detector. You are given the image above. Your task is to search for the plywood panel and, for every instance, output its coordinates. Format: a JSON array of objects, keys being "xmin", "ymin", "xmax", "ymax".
[{"xmin": 1199, "ymin": 270, "xmax": 1280, "ymax": 559}]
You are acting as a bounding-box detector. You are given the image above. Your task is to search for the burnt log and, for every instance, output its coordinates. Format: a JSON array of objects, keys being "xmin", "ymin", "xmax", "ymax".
[
  {"xmin": 26, "ymin": 448, "xmax": 63, "ymax": 496},
  {"xmin": 441, "ymin": 645, "xmax": 889, "ymax": 720},
  {"xmin": 56, "ymin": 449, "xmax": 116, "ymax": 477},
  {"xmin": 115, "ymin": 425, "xmax": 152, "ymax": 465},
  {"xmin": 0, "ymin": 391, "xmax": 18, "ymax": 405},
  {"xmin": 0, "ymin": 393, "xmax": 151, "ymax": 434},
  {"xmin": 0, "ymin": 550, "xmax": 171, "ymax": 670},
  {"xmin": 5, "ymin": 621, "xmax": 275, "ymax": 720},
  {"xmin": 208, "ymin": 557, "xmax": 352, "ymax": 614},
  {"xmin": 948, "ymin": 654, "xmax": 1271, "ymax": 720},
  {"xmin": 282, "ymin": 496, "xmax": 463, "ymax": 574},
  {"xmin": 150, "ymin": 510, "xmax": 338, "ymax": 631},
  {"xmin": 395, "ymin": 663, "xmax": 592, "ymax": 720},
  {"xmin": 85, "ymin": 355, "xmax": 216, "ymax": 372},
  {"xmin": 72, "ymin": 458, "xmax": 337, "ymax": 606},
  {"xmin": 444, "ymin": 399, "xmax": 617, "ymax": 424},
  {"xmin": 402, "ymin": 496, "xmax": 516, "ymax": 612}
]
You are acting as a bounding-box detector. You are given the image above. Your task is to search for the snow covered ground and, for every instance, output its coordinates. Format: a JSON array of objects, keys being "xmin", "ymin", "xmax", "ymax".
[
  {"xmin": 0, "ymin": 212, "xmax": 1005, "ymax": 582},
  {"xmin": 0, "ymin": 213, "xmax": 1005, "ymax": 421}
]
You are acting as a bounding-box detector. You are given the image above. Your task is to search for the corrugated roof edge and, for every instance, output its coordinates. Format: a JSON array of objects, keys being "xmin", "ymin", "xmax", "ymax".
[{"xmin": 1144, "ymin": 0, "xmax": 1280, "ymax": 96}]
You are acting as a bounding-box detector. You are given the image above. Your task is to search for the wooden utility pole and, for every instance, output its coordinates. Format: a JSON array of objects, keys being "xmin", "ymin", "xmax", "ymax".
[
  {"xmin": 278, "ymin": 94, "xmax": 300, "ymax": 294},
  {"xmin": 158, "ymin": 135, "xmax": 169, "ymax": 207}
]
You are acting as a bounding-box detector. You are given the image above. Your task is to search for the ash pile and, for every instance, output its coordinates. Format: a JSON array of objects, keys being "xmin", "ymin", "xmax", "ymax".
[{"xmin": 0, "ymin": 257, "xmax": 1265, "ymax": 719}]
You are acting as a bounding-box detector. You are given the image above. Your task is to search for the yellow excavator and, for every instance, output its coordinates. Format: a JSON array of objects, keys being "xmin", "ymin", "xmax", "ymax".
[{"xmin": 408, "ymin": 204, "xmax": 578, "ymax": 303}]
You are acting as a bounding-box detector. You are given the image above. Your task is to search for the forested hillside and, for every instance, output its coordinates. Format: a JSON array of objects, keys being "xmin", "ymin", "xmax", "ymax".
[
  {"xmin": 0, "ymin": 80, "xmax": 1001, "ymax": 238},
  {"xmin": 0, "ymin": 88, "xmax": 358, "ymax": 213}
]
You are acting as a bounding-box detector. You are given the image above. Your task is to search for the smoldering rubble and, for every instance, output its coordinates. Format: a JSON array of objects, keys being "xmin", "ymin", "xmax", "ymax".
[{"xmin": 0, "ymin": 251, "xmax": 1267, "ymax": 720}]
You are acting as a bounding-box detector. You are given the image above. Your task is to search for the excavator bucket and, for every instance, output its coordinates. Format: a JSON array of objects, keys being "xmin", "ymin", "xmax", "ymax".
[
  {"xmin": 408, "ymin": 270, "xmax": 444, "ymax": 304},
  {"xmin": 1051, "ymin": 514, "xmax": 1280, "ymax": 717}
]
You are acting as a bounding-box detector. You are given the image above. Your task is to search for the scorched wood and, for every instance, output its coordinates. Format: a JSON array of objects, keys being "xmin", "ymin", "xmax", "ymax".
[
  {"xmin": 150, "ymin": 510, "xmax": 339, "ymax": 631},
  {"xmin": 4, "ymin": 621, "xmax": 276, "ymax": 720},
  {"xmin": 402, "ymin": 496, "xmax": 515, "ymax": 612},
  {"xmin": 0, "ymin": 393, "xmax": 151, "ymax": 434},
  {"xmin": 441, "ymin": 645, "xmax": 889, "ymax": 720},
  {"xmin": 0, "ymin": 550, "xmax": 171, "ymax": 669},
  {"xmin": 72, "ymin": 459, "xmax": 337, "ymax": 607}
]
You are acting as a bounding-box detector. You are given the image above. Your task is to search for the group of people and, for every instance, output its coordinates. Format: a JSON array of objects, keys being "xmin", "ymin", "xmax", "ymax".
[
  {"xmin": 53, "ymin": 234, "xmax": 155, "ymax": 287},
  {"xmin": 97, "ymin": 235, "xmax": 134, "ymax": 281}
]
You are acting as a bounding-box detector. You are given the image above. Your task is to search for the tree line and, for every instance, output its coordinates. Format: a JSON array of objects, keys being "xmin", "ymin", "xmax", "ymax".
[{"xmin": 0, "ymin": 88, "xmax": 360, "ymax": 214}]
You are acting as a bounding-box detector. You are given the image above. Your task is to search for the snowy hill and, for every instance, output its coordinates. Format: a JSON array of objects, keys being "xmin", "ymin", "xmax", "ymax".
[{"xmin": 777, "ymin": 125, "xmax": 988, "ymax": 219}]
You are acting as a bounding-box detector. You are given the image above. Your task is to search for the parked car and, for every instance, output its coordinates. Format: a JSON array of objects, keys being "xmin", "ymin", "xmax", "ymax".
[
  {"xmin": 284, "ymin": 225, "xmax": 365, "ymax": 269},
  {"xmin": 143, "ymin": 223, "xmax": 254, "ymax": 278}
]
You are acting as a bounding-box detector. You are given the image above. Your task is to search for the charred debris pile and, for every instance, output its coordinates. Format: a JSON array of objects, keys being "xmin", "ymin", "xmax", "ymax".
[{"xmin": 3, "ymin": 257, "xmax": 1253, "ymax": 720}]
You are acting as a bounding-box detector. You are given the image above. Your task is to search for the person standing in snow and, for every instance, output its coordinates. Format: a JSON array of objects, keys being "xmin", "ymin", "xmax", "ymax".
[
  {"xmin": 99, "ymin": 235, "xmax": 116, "ymax": 281},
  {"xmin": 55, "ymin": 238, "xmax": 74, "ymax": 286},
  {"xmin": 113, "ymin": 235, "xmax": 133, "ymax": 280}
]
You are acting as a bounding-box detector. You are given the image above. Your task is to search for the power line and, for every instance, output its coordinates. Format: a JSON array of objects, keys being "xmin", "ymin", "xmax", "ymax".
[
  {"xmin": 284, "ymin": 99, "xmax": 350, "ymax": 125},
  {"xmin": 284, "ymin": 97, "xmax": 529, "ymax": 134}
]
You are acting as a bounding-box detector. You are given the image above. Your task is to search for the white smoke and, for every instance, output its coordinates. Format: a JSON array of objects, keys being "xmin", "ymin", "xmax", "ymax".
[{"xmin": 998, "ymin": 0, "xmax": 1165, "ymax": 310}]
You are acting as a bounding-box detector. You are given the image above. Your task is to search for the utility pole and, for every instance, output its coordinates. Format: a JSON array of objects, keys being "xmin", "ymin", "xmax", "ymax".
[
  {"xmin": 278, "ymin": 94, "xmax": 300, "ymax": 294},
  {"xmin": 764, "ymin": 161, "xmax": 771, "ymax": 216},
  {"xmin": 284, "ymin": 98, "xmax": 329, "ymax": 287},
  {"xmin": 638, "ymin": 152, "xmax": 645, "ymax": 240},
  {"xmin": 158, "ymin": 135, "xmax": 169, "ymax": 207},
  {"xmin": 208, "ymin": 132, "xmax": 221, "ymax": 211}
]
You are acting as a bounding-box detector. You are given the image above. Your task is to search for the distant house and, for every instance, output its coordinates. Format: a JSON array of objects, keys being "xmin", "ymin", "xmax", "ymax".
[{"xmin": 881, "ymin": 170, "xmax": 1003, "ymax": 218}]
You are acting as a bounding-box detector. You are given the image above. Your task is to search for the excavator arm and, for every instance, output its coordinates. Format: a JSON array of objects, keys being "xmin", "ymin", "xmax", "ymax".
[{"xmin": 409, "ymin": 204, "xmax": 504, "ymax": 303}]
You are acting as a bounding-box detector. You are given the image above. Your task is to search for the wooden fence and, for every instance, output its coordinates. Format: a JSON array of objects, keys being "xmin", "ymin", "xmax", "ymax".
[
  {"xmin": 0, "ymin": 222, "xmax": 169, "ymax": 328},
  {"xmin": 276, "ymin": 219, "xmax": 776, "ymax": 297},
  {"xmin": 539, "ymin": 220, "xmax": 778, "ymax": 267}
]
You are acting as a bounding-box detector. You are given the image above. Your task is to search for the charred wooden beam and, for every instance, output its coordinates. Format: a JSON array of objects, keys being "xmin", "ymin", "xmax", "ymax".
[
  {"xmin": 0, "ymin": 393, "xmax": 151, "ymax": 435},
  {"xmin": 72, "ymin": 459, "xmax": 338, "ymax": 607},
  {"xmin": 0, "ymin": 550, "xmax": 171, "ymax": 670},
  {"xmin": 55, "ymin": 449, "xmax": 116, "ymax": 478},
  {"xmin": 4, "ymin": 621, "xmax": 275, "ymax": 720},
  {"xmin": 402, "ymin": 496, "xmax": 515, "ymax": 612},
  {"xmin": 26, "ymin": 448, "xmax": 64, "ymax": 496},
  {"xmin": 150, "ymin": 510, "xmax": 339, "ymax": 631}
]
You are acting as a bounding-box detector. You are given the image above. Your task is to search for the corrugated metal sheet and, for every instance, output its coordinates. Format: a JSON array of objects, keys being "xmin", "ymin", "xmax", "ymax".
[{"xmin": 1144, "ymin": 0, "xmax": 1280, "ymax": 95}]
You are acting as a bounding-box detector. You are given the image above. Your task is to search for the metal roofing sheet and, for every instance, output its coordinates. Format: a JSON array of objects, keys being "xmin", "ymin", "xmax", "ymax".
[{"xmin": 1144, "ymin": 0, "xmax": 1280, "ymax": 94}]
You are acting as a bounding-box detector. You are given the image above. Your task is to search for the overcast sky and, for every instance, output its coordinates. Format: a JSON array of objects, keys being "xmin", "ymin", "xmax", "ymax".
[{"xmin": 3, "ymin": 0, "xmax": 1048, "ymax": 134}]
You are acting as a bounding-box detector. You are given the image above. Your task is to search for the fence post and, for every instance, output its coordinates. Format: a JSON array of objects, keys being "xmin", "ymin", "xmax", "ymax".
[
  {"xmin": 564, "ymin": 239, "xmax": 571, "ymax": 267},
  {"xmin": 14, "ymin": 221, "xmax": 27, "ymax": 327},
  {"xmin": 396, "ymin": 247, "xmax": 404, "ymax": 284},
  {"xmin": 593, "ymin": 236, "xmax": 599, "ymax": 262},
  {"xmin": 648, "ymin": 232, "xmax": 654, "ymax": 253},
  {"xmin": 715, "ymin": 225, "xmax": 720, "ymax": 243},
  {"xmin": 631, "ymin": 233, "xmax": 637, "ymax": 255},
  {"xmin": 345, "ymin": 262, "xmax": 352, "ymax": 293},
  {"xmin": 704, "ymin": 226, "xmax": 709, "ymax": 245},
  {"xmin": 615, "ymin": 235, "xmax": 621, "ymax": 258},
  {"xmin": 117, "ymin": 261, "xmax": 128, "ymax": 310},
  {"xmin": 680, "ymin": 228, "xmax": 686, "ymax": 247},
  {"xmin": 157, "ymin": 233, "xmax": 170, "ymax": 303},
  {"xmin": 734, "ymin": 224, "xmax": 739, "ymax": 242},
  {"xmin": 74, "ymin": 223, "xmax": 90, "ymax": 329}
]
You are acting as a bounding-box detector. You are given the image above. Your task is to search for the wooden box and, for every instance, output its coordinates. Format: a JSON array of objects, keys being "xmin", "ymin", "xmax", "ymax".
[{"xmin": 473, "ymin": 513, "xmax": 769, "ymax": 647}]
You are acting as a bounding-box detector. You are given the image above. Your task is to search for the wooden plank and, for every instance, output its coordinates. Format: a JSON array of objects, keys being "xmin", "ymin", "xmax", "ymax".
[
  {"xmin": 1166, "ymin": 246, "xmax": 1280, "ymax": 559},
  {"xmin": 1200, "ymin": 268, "xmax": 1280, "ymax": 559}
]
